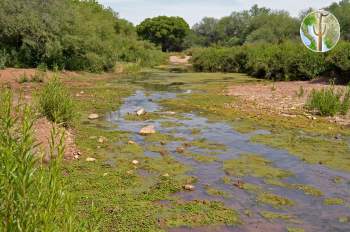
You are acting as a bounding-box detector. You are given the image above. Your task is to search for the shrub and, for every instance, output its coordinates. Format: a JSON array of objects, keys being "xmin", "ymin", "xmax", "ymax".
[
  {"xmin": 191, "ymin": 41, "xmax": 328, "ymax": 81},
  {"xmin": 0, "ymin": 49, "xmax": 8, "ymax": 69},
  {"xmin": 306, "ymin": 86, "xmax": 350, "ymax": 116},
  {"xmin": 38, "ymin": 76, "xmax": 75, "ymax": 126},
  {"xmin": 0, "ymin": 89, "xmax": 74, "ymax": 231},
  {"xmin": 18, "ymin": 73, "xmax": 29, "ymax": 83},
  {"xmin": 327, "ymin": 41, "xmax": 350, "ymax": 83}
]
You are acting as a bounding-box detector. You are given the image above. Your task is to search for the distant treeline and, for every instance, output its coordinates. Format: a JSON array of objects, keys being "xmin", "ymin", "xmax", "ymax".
[
  {"xmin": 187, "ymin": 1, "xmax": 350, "ymax": 47},
  {"xmin": 0, "ymin": 0, "xmax": 165, "ymax": 72},
  {"xmin": 190, "ymin": 41, "xmax": 350, "ymax": 83},
  {"xmin": 188, "ymin": 1, "xmax": 350, "ymax": 82}
]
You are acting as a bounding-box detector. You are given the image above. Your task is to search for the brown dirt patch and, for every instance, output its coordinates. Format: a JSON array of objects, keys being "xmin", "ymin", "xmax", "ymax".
[
  {"xmin": 169, "ymin": 55, "xmax": 191, "ymax": 65},
  {"xmin": 226, "ymin": 79, "xmax": 350, "ymax": 125},
  {"xmin": 1, "ymin": 68, "xmax": 81, "ymax": 160}
]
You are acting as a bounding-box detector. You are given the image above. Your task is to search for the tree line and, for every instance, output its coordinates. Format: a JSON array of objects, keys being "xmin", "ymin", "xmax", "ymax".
[{"xmin": 0, "ymin": 0, "xmax": 165, "ymax": 72}]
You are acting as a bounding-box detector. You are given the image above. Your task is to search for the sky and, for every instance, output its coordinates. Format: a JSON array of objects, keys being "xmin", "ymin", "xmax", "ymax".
[{"xmin": 99, "ymin": 0, "xmax": 337, "ymax": 26}]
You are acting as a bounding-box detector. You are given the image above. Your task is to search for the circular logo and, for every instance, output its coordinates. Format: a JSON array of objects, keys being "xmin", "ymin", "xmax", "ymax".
[{"xmin": 300, "ymin": 10, "xmax": 340, "ymax": 52}]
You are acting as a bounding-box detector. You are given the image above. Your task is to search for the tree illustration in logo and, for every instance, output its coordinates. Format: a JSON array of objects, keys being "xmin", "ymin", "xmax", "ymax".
[{"xmin": 300, "ymin": 10, "xmax": 340, "ymax": 52}]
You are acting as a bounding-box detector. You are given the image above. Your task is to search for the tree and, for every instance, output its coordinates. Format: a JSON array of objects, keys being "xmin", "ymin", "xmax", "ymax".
[
  {"xmin": 136, "ymin": 16, "xmax": 190, "ymax": 52},
  {"xmin": 327, "ymin": 0, "xmax": 350, "ymax": 40}
]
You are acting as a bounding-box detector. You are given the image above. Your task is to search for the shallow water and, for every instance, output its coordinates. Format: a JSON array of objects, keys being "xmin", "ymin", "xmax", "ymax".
[{"xmin": 107, "ymin": 90, "xmax": 350, "ymax": 232}]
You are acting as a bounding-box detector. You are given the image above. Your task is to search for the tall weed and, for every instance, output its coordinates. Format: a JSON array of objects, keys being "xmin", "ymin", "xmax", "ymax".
[
  {"xmin": 38, "ymin": 76, "xmax": 75, "ymax": 126},
  {"xmin": 0, "ymin": 89, "xmax": 74, "ymax": 231}
]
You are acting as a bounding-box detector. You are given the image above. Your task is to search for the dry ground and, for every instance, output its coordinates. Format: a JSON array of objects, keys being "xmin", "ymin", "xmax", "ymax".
[
  {"xmin": 226, "ymin": 79, "xmax": 350, "ymax": 125},
  {"xmin": 0, "ymin": 68, "xmax": 80, "ymax": 160}
]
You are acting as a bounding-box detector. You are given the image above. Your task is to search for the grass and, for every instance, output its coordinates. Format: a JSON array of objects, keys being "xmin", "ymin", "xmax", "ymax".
[
  {"xmin": 223, "ymin": 154, "xmax": 292, "ymax": 179},
  {"xmin": 38, "ymin": 75, "xmax": 75, "ymax": 126},
  {"xmin": 260, "ymin": 211, "xmax": 293, "ymax": 221},
  {"xmin": 257, "ymin": 193, "xmax": 294, "ymax": 209},
  {"xmin": 307, "ymin": 86, "xmax": 350, "ymax": 116},
  {"xmin": 0, "ymin": 89, "xmax": 75, "ymax": 231},
  {"xmin": 323, "ymin": 198, "xmax": 345, "ymax": 206}
]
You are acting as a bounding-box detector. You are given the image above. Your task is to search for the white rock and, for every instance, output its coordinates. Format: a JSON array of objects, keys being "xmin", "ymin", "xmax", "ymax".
[
  {"xmin": 132, "ymin": 160, "xmax": 139, "ymax": 165},
  {"xmin": 139, "ymin": 125, "xmax": 156, "ymax": 135},
  {"xmin": 128, "ymin": 140, "xmax": 136, "ymax": 145},
  {"xmin": 183, "ymin": 184, "xmax": 195, "ymax": 191},
  {"xmin": 88, "ymin": 114, "xmax": 99, "ymax": 120},
  {"xmin": 163, "ymin": 173, "xmax": 170, "ymax": 178},
  {"xmin": 136, "ymin": 108, "xmax": 146, "ymax": 116},
  {"xmin": 86, "ymin": 157, "xmax": 96, "ymax": 162}
]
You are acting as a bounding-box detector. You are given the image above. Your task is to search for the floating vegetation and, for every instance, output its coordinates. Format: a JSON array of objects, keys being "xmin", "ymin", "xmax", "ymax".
[
  {"xmin": 257, "ymin": 193, "xmax": 294, "ymax": 208},
  {"xmin": 323, "ymin": 198, "xmax": 345, "ymax": 206},
  {"xmin": 223, "ymin": 154, "xmax": 292, "ymax": 179},
  {"xmin": 260, "ymin": 211, "xmax": 293, "ymax": 221},
  {"xmin": 190, "ymin": 138, "xmax": 227, "ymax": 150},
  {"xmin": 290, "ymin": 184, "xmax": 323, "ymax": 197}
]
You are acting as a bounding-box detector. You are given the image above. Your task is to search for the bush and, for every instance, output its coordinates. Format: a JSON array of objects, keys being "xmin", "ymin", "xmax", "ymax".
[
  {"xmin": 38, "ymin": 76, "xmax": 75, "ymax": 126},
  {"xmin": 0, "ymin": 49, "xmax": 8, "ymax": 69},
  {"xmin": 18, "ymin": 73, "xmax": 30, "ymax": 83},
  {"xmin": 327, "ymin": 41, "xmax": 350, "ymax": 83},
  {"xmin": 191, "ymin": 41, "xmax": 331, "ymax": 81},
  {"xmin": 306, "ymin": 86, "xmax": 350, "ymax": 116},
  {"xmin": 0, "ymin": 89, "xmax": 74, "ymax": 231}
]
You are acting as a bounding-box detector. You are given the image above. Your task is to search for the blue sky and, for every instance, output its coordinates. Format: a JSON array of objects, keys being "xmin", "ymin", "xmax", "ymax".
[{"xmin": 99, "ymin": 0, "xmax": 337, "ymax": 26}]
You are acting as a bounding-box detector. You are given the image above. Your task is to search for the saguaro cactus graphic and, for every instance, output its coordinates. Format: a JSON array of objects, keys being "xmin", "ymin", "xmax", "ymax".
[{"xmin": 313, "ymin": 11, "xmax": 329, "ymax": 52}]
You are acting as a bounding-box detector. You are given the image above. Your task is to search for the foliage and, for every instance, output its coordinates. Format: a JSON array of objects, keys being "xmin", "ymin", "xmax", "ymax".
[
  {"xmin": 306, "ymin": 86, "xmax": 350, "ymax": 116},
  {"xmin": 327, "ymin": 41, "xmax": 350, "ymax": 83},
  {"xmin": 327, "ymin": 0, "xmax": 350, "ymax": 40},
  {"xmin": 191, "ymin": 41, "xmax": 327, "ymax": 80},
  {"xmin": 0, "ymin": 89, "xmax": 74, "ymax": 231},
  {"xmin": 191, "ymin": 5, "xmax": 299, "ymax": 47},
  {"xmin": 38, "ymin": 76, "xmax": 75, "ymax": 126},
  {"xmin": 0, "ymin": 0, "xmax": 164, "ymax": 72},
  {"xmin": 137, "ymin": 16, "xmax": 190, "ymax": 52}
]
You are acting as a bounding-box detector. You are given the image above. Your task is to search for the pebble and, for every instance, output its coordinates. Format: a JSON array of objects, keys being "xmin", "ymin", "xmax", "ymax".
[
  {"xmin": 86, "ymin": 157, "xmax": 96, "ymax": 162},
  {"xmin": 183, "ymin": 184, "xmax": 195, "ymax": 191},
  {"xmin": 132, "ymin": 160, "xmax": 139, "ymax": 165},
  {"xmin": 139, "ymin": 125, "xmax": 156, "ymax": 135},
  {"xmin": 88, "ymin": 114, "xmax": 99, "ymax": 120}
]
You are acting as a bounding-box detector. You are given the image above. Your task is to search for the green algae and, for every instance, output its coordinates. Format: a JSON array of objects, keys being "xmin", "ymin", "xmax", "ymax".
[
  {"xmin": 182, "ymin": 151, "xmax": 218, "ymax": 163},
  {"xmin": 223, "ymin": 154, "xmax": 292, "ymax": 179},
  {"xmin": 124, "ymin": 112, "xmax": 164, "ymax": 121},
  {"xmin": 190, "ymin": 138, "xmax": 227, "ymax": 151},
  {"xmin": 204, "ymin": 186, "xmax": 231, "ymax": 198},
  {"xmin": 160, "ymin": 121, "xmax": 185, "ymax": 128},
  {"xmin": 252, "ymin": 132, "xmax": 350, "ymax": 172},
  {"xmin": 290, "ymin": 184, "xmax": 323, "ymax": 197},
  {"xmin": 144, "ymin": 133, "xmax": 185, "ymax": 144},
  {"xmin": 163, "ymin": 200, "xmax": 240, "ymax": 228},
  {"xmin": 287, "ymin": 227, "xmax": 305, "ymax": 232},
  {"xmin": 257, "ymin": 192, "xmax": 294, "ymax": 208},
  {"xmin": 260, "ymin": 211, "xmax": 293, "ymax": 221},
  {"xmin": 323, "ymin": 198, "xmax": 345, "ymax": 206}
]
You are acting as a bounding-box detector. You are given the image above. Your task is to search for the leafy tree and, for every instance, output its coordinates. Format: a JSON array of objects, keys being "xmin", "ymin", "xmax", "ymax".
[
  {"xmin": 327, "ymin": 0, "xmax": 350, "ymax": 40},
  {"xmin": 136, "ymin": 16, "xmax": 190, "ymax": 52},
  {"xmin": 192, "ymin": 17, "xmax": 223, "ymax": 46}
]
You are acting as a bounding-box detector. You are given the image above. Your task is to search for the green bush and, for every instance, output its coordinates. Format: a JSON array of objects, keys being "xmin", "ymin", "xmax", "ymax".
[
  {"xmin": 191, "ymin": 41, "xmax": 330, "ymax": 81},
  {"xmin": 306, "ymin": 86, "xmax": 350, "ymax": 116},
  {"xmin": 0, "ymin": 49, "xmax": 8, "ymax": 69},
  {"xmin": 0, "ymin": 89, "xmax": 74, "ymax": 231},
  {"xmin": 38, "ymin": 76, "xmax": 75, "ymax": 126},
  {"xmin": 327, "ymin": 41, "xmax": 350, "ymax": 83},
  {"xmin": 18, "ymin": 73, "xmax": 30, "ymax": 83},
  {"xmin": 192, "ymin": 47, "xmax": 248, "ymax": 73}
]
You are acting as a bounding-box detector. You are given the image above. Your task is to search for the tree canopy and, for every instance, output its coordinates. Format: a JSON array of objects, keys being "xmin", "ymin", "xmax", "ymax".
[
  {"xmin": 0, "ymin": 0, "xmax": 164, "ymax": 71},
  {"xmin": 136, "ymin": 16, "xmax": 190, "ymax": 52}
]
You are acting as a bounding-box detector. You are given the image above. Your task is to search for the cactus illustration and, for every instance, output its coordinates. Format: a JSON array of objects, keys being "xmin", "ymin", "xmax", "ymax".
[{"xmin": 313, "ymin": 11, "xmax": 329, "ymax": 52}]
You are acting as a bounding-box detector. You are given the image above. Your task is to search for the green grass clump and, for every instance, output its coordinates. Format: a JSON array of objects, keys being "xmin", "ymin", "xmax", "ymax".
[
  {"xmin": 18, "ymin": 73, "xmax": 30, "ymax": 83},
  {"xmin": 257, "ymin": 192, "xmax": 294, "ymax": 208},
  {"xmin": 323, "ymin": 198, "xmax": 345, "ymax": 206},
  {"xmin": 307, "ymin": 86, "xmax": 350, "ymax": 116},
  {"xmin": 260, "ymin": 211, "xmax": 292, "ymax": 221},
  {"xmin": 38, "ymin": 76, "xmax": 75, "ymax": 126},
  {"xmin": 0, "ymin": 89, "xmax": 75, "ymax": 231},
  {"xmin": 223, "ymin": 154, "xmax": 292, "ymax": 179}
]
